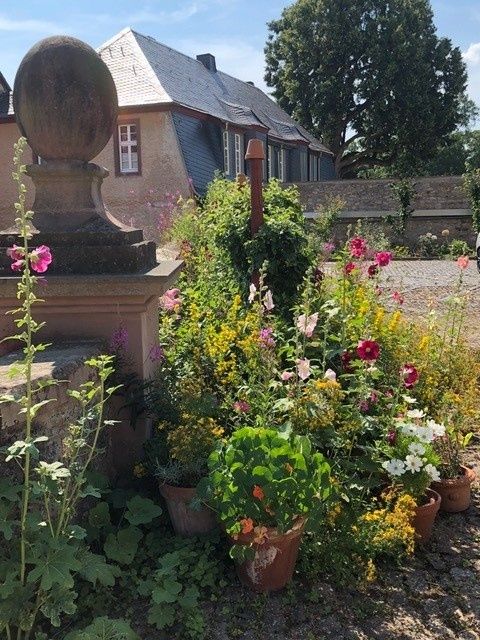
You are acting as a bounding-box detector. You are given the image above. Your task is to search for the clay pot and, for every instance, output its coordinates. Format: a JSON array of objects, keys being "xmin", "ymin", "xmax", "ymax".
[
  {"xmin": 232, "ymin": 518, "xmax": 305, "ymax": 592},
  {"xmin": 158, "ymin": 483, "xmax": 217, "ymax": 536},
  {"xmin": 412, "ymin": 488, "xmax": 441, "ymax": 543},
  {"xmin": 431, "ymin": 465, "xmax": 476, "ymax": 513}
]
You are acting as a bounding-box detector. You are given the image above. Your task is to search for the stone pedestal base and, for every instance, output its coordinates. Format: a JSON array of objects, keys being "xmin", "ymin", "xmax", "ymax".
[{"xmin": 0, "ymin": 261, "xmax": 182, "ymax": 474}]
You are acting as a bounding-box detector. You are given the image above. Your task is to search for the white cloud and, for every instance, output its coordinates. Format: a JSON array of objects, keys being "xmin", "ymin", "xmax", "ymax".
[
  {"xmin": 178, "ymin": 38, "xmax": 270, "ymax": 94},
  {"xmin": 0, "ymin": 15, "xmax": 62, "ymax": 33},
  {"xmin": 463, "ymin": 42, "xmax": 480, "ymax": 107},
  {"xmin": 126, "ymin": 2, "xmax": 200, "ymax": 25}
]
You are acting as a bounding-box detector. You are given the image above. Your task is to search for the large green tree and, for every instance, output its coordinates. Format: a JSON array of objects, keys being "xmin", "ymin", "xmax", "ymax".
[{"xmin": 265, "ymin": 0, "xmax": 468, "ymax": 177}]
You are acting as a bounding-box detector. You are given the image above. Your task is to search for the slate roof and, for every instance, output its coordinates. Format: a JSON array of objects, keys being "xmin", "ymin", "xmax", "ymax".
[{"xmin": 98, "ymin": 28, "xmax": 332, "ymax": 155}]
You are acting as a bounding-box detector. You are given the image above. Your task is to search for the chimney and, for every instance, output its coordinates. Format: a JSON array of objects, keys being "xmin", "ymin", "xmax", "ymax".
[
  {"xmin": 197, "ymin": 53, "xmax": 217, "ymax": 72},
  {"xmin": 246, "ymin": 81, "xmax": 255, "ymax": 86}
]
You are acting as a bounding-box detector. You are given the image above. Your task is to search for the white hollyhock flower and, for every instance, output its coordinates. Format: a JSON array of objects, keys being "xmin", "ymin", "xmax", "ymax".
[
  {"xmin": 427, "ymin": 419, "xmax": 445, "ymax": 438},
  {"xmin": 424, "ymin": 464, "xmax": 441, "ymax": 483},
  {"xmin": 406, "ymin": 409, "xmax": 425, "ymax": 419},
  {"xmin": 297, "ymin": 312, "xmax": 319, "ymax": 338},
  {"xmin": 382, "ymin": 459, "xmax": 406, "ymax": 477},
  {"xmin": 405, "ymin": 454, "xmax": 423, "ymax": 473},
  {"xmin": 248, "ymin": 283, "xmax": 257, "ymax": 303},
  {"xmin": 263, "ymin": 290, "xmax": 275, "ymax": 311},
  {"xmin": 408, "ymin": 442, "xmax": 426, "ymax": 456}
]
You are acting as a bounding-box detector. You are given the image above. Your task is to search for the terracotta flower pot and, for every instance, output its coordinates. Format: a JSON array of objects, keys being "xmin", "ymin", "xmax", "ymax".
[
  {"xmin": 158, "ymin": 483, "xmax": 217, "ymax": 536},
  {"xmin": 412, "ymin": 488, "xmax": 441, "ymax": 543},
  {"xmin": 431, "ymin": 465, "xmax": 477, "ymax": 513},
  {"xmin": 232, "ymin": 518, "xmax": 305, "ymax": 592}
]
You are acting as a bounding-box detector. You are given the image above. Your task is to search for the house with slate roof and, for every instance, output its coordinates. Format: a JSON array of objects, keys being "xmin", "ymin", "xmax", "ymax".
[{"xmin": 0, "ymin": 28, "xmax": 334, "ymax": 239}]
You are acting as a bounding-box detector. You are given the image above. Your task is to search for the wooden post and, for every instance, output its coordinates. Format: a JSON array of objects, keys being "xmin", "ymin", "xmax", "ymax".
[{"xmin": 245, "ymin": 139, "xmax": 265, "ymax": 236}]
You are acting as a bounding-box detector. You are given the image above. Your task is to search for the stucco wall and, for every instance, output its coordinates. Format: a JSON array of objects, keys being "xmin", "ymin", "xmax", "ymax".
[
  {"xmin": 293, "ymin": 176, "xmax": 468, "ymax": 213},
  {"xmin": 0, "ymin": 110, "xmax": 191, "ymax": 242}
]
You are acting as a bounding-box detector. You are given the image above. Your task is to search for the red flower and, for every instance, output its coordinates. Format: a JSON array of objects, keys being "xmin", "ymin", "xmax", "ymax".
[
  {"xmin": 392, "ymin": 291, "xmax": 404, "ymax": 305},
  {"xmin": 357, "ymin": 339, "xmax": 380, "ymax": 362},
  {"xmin": 348, "ymin": 237, "xmax": 367, "ymax": 258},
  {"xmin": 344, "ymin": 262, "xmax": 357, "ymax": 276},
  {"xmin": 457, "ymin": 255, "xmax": 469, "ymax": 270},
  {"xmin": 387, "ymin": 430, "xmax": 397, "ymax": 444},
  {"xmin": 374, "ymin": 251, "xmax": 392, "ymax": 267},
  {"xmin": 341, "ymin": 350, "xmax": 353, "ymax": 372},
  {"xmin": 240, "ymin": 517, "xmax": 254, "ymax": 534},
  {"xmin": 252, "ymin": 485, "xmax": 265, "ymax": 501},
  {"xmin": 367, "ymin": 264, "xmax": 378, "ymax": 278},
  {"xmin": 401, "ymin": 363, "xmax": 419, "ymax": 388}
]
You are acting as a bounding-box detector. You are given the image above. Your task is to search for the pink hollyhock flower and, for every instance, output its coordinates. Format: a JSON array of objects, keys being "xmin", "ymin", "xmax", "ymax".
[
  {"xmin": 344, "ymin": 262, "xmax": 357, "ymax": 276},
  {"xmin": 357, "ymin": 339, "xmax": 380, "ymax": 362},
  {"xmin": 263, "ymin": 290, "xmax": 275, "ymax": 312},
  {"xmin": 30, "ymin": 245, "xmax": 52, "ymax": 273},
  {"xmin": 296, "ymin": 358, "xmax": 311, "ymax": 381},
  {"xmin": 374, "ymin": 251, "xmax": 392, "ymax": 267},
  {"xmin": 248, "ymin": 283, "xmax": 257, "ymax": 303},
  {"xmin": 259, "ymin": 327, "xmax": 275, "ymax": 348},
  {"xmin": 401, "ymin": 363, "xmax": 419, "ymax": 388},
  {"xmin": 392, "ymin": 291, "xmax": 404, "ymax": 305},
  {"xmin": 234, "ymin": 400, "xmax": 250, "ymax": 413},
  {"xmin": 297, "ymin": 312, "xmax": 319, "ymax": 338},
  {"xmin": 110, "ymin": 326, "xmax": 129, "ymax": 352},
  {"xmin": 10, "ymin": 259, "xmax": 23, "ymax": 272},
  {"xmin": 456, "ymin": 255, "xmax": 469, "ymax": 270},
  {"xmin": 281, "ymin": 371, "xmax": 294, "ymax": 382},
  {"xmin": 7, "ymin": 245, "xmax": 23, "ymax": 261},
  {"xmin": 161, "ymin": 288, "xmax": 182, "ymax": 312},
  {"xmin": 387, "ymin": 430, "xmax": 397, "ymax": 444},
  {"xmin": 149, "ymin": 344, "xmax": 165, "ymax": 363},
  {"xmin": 348, "ymin": 237, "xmax": 367, "ymax": 258},
  {"xmin": 367, "ymin": 264, "xmax": 378, "ymax": 278}
]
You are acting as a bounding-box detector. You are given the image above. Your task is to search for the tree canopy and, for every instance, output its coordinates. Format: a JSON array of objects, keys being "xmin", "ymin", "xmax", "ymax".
[{"xmin": 265, "ymin": 0, "xmax": 469, "ymax": 177}]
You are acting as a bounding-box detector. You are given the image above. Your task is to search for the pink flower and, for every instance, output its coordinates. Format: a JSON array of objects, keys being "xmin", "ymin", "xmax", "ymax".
[
  {"xmin": 348, "ymin": 237, "xmax": 367, "ymax": 258},
  {"xmin": 110, "ymin": 326, "xmax": 129, "ymax": 352},
  {"xmin": 263, "ymin": 290, "xmax": 275, "ymax": 312},
  {"xmin": 30, "ymin": 245, "xmax": 52, "ymax": 273},
  {"xmin": 367, "ymin": 264, "xmax": 378, "ymax": 278},
  {"xmin": 322, "ymin": 241, "xmax": 335, "ymax": 256},
  {"xmin": 259, "ymin": 327, "xmax": 275, "ymax": 348},
  {"xmin": 344, "ymin": 262, "xmax": 357, "ymax": 276},
  {"xmin": 359, "ymin": 400, "xmax": 370, "ymax": 413},
  {"xmin": 392, "ymin": 291, "xmax": 404, "ymax": 305},
  {"xmin": 457, "ymin": 255, "xmax": 469, "ymax": 270},
  {"xmin": 357, "ymin": 339, "xmax": 380, "ymax": 362},
  {"xmin": 387, "ymin": 430, "xmax": 397, "ymax": 444},
  {"xmin": 374, "ymin": 251, "xmax": 392, "ymax": 267},
  {"xmin": 149, "ymin": 345, "xmax": 165, "ymax": 363},
  {"xmin": 401, "ymin": 363, "xmax": 419, "ymax": 388},
  {"xmin": 161, "ymin": 288, "xmax": 182, "ymax": 312},
  {"xmin": 234, "ymin": 400, "xmax": 250, "ymax": 413},
  {"xmin": 297, "ymin": 312, "xmax": 318, "ymax": 338},
  {"xmin": 11, "ymin": 259, "xmax": 23, "ymax": 272},
  {"xmin": 296, "ymin": 358, "xmax": 311, "ymax": 381},
  {"xmin": 281, "ymin": 371, "xmax": 294, "ymax": 382},
  {"xmin": 7, "ymin": 245, "xmax": 23, "ymax": 261}
]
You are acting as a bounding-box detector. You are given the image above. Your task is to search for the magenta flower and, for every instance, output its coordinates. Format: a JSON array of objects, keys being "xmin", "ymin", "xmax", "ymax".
[
  {"xmin": 367, "ymin": 264, "xmax": 378, "ymax": 278},
  {"xmin": 7, "ymin": 245, "xmax": 23, "ymax": 261},
  {"xmin": 374, "ymin": 251, "xmax": 392, "ymax": 267},
  {"xmin": 281, "ymin": 371, "xmax": 294, "ymax": 382},
  {"xmin": 387, "ymin": 430, "xmax": 397, "ymax": 445},
  {"xmin": 110, "ymin": 326, "xmax": 129, "ymax": 353},
  {"xmin": 30, "ymin": 245, "xmax": 52, "ymax": 273},
  {"xmin": 296, "ymin": 358, "xmax": 311, "ymax": 381},
  {"xmin": 357, "ymin": 339, "xmax": 380, "ymax": 362},
  {"xmin": 400, "ymin": 363, "xmax": 419, "ymax": 388},
  {"xmin": 161, "ymin": 288, "xmax": 182, "ymax": 312},
  {"xmin": 344, "ymin": 262, "xmax": 356, "ymax": 276},
  {"xmin": 348, "ymin": 237, "xmax": 367, "ymax": 258},
  {"xmin": 297, "ymin": 312, "xmax": 318, "ymax": 338},
  {"xmin": 234, "ymin": 400, "xmax": 250, "ymax": 413},
  {"xmin": 322, "ymin": 241, "xmax": 335, "ymax": 256},
  {"xmin": 148, "ymin": 344, "xmax": 165, "ymax": 363},
  {"xmin": 259, "ymin": 327, "xmax": 275, "ymax": 348}
]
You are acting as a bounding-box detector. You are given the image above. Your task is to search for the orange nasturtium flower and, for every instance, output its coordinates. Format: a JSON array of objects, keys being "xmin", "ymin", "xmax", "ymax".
[
  {"xmin": 240, "ymin": 518, "xmax": 254, "ymax": 534},
  {"xmin": 252, "ymin": 485, "xmax": 265, "ymax": 500}
]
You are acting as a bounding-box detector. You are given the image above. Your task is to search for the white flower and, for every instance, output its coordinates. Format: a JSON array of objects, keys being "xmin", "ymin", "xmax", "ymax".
[
  {"xmin": 399, "ymin": 422, "xmax": 418, "ymax": 437},
  {"xmin": 324, "ymin": 368, "xmax": 337, "ymax": 381},
  {"xmin": 402, "ymin": 395, "xmax": 417, "ymax": 405},
  {"xmin": 382, "ymin": 459, "xmax": 406, "ymax": 477},
  {"xmin": 427, "ymin": 419, "xmax": 445, "ymax": 438},
  {"xmin": 406, "ymin": 409, "xmax": 425, "ymax": 419},
  {"xmin": 424, "ymin": 463, "xmax": 441, "ymax": 483},
  {"xmin": 297, "ymin": 312, "xmax": 319, "ymax": 338},
  {"xmin": 405, "ymin": 454, "xmax": 423, "ymax": 473},
  {"xmin": 408, "ymin": 442, "xmax": 425, "ymax": 456},
  {"xmin": 263, "ymin": 290, "xmax": 275, "ymax": 311},
  {"xmin": 416, "ymin": 426, "xmax": 434, "ymax": 443},
  {"xmin": 248, "ymin": 283, "xmax": 257, "ymax": 303}
]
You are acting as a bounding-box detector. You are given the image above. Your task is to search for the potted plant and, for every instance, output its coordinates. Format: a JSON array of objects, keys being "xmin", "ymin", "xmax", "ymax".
[
  {"xmin": 145, "ymin": 414, "xmax": 224, "ymax": 536},
  {"xmin": 379, "ymin": 411, "xmax": 443, "ymax": 543},
  {"xmin": 198, "ymin": 427, "xmax": 331, "ymax": 592},
  {"xmin": 432, "ymin": 427, "xmax": 476, "ymax": 512}
]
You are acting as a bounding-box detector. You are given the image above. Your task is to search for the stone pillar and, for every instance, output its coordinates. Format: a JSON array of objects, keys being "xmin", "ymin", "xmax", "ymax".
[
  {"xmin": 0, "ymin": 35, "xmax": 182, "ymax": 475},
  {"xmin": 245, "ymin": 139, "xmax": 265, "ymax": 236}
]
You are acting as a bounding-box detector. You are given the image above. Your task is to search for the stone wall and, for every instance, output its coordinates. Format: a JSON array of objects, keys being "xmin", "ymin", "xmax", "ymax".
[{"xmin": 293, "ymin": 176, "xmax": 468, "ymax": 213}]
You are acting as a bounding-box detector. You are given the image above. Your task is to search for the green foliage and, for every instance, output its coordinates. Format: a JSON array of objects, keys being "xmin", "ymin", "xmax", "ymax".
[
  {"xmin": 199, "ymin": 427, "xmax": 331, "ymax": 543},
  {"xmin": 387, "ymin": 178, "xmax": 416, "ymax": 238},
  {"xmin": 425, "ymin": 129, "xmax": 480, "ymax": 176},
  {"xmin": 463, "ymin": 167, "xmax": 480, "ymax": 233},
  {"xmin": 265, "ymin": 0, "xmax": 468, "ymax": 176},
  {"xmin": 65, "ymin": 617, "xmax": 140, "ymax": 640},
  {"xmin": 447, "ymin": 239, "xmax": 471, "ymax": 259}
]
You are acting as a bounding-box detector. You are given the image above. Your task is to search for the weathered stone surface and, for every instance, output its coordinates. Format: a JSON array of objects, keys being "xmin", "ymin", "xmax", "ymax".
[{"xmin": 13, "ymin": 35, "xmax": 118, "ymax": 162}]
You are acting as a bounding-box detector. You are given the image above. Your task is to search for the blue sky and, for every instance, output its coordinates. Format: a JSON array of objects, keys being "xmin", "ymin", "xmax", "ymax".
[{"xmin": 1, "ymin": 0, "xmax": 480, "ymax": 105}]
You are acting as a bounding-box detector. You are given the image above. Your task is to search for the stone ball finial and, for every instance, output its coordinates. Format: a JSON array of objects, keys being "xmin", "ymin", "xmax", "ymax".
[{"xmin": 13, "ymin": 35, "xmax": 118, "ymax": 162}]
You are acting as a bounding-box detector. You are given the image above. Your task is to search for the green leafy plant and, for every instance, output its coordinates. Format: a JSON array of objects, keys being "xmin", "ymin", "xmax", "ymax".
[
  {"xmin": 464, "ymin": 167, "xmax": 480, "ymax": 233},
  {"xmin": 447, "ymin": 238, "xmax": 471, "ymax": 259},
  {"xmin": 434, "ymin": 427, "xmax": 473, "ymax": 480},
  {"xmin": 64, "ymin": 617, "xmax": 140, "ymax": 640},
  {"xmin": 199, "ymin": 427, "xmax": 331, "ymax": 555},
  {"xmin": 388, "ymin": 178, "xmax": 416, "ymax": 238}
]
